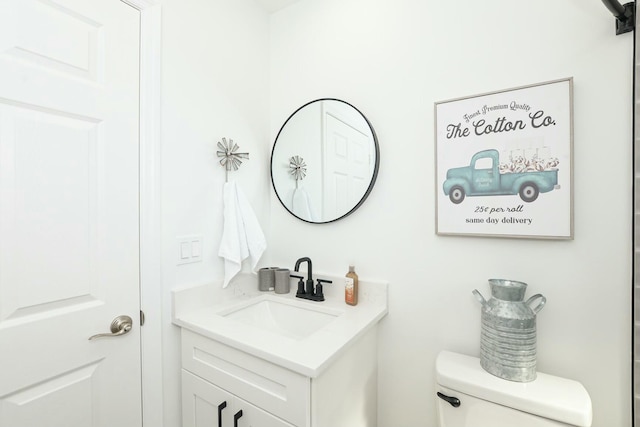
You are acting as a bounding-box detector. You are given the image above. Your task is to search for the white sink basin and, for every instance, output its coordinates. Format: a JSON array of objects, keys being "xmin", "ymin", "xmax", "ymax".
[
  {"xmin": 172, "ymin": 274, "xmax": 389, "ymax": 376},
  {"xmin": 219, "ymin": 296, "xmax": 342, "ymax": 340}
]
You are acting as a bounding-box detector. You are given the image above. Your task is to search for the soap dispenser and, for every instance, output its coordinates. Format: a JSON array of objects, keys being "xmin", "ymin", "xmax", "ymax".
[{"xmin": 345, "ymin": 265, "xmax": 358, "ymax": 306}]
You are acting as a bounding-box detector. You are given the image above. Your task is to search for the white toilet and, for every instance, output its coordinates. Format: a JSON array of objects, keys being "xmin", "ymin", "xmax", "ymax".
[{"xmin": 435, "ymin": 351, "xmax": 592, "ymax": 427}]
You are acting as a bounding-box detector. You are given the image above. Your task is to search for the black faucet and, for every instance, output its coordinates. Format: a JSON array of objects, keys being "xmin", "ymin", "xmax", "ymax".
[
  {"xmin": 293, "ymin": 257, "xmax": 332, "ymax": 302},
  {"xmin": 294, "ymin": 257, "xmax": 314, "ymax": 294}
]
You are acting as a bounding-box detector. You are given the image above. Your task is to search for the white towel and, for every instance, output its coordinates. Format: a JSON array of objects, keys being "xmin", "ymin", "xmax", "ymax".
[
  {"xmin": 218, "ymin": 181, "xmax": 266, "ymax": 288},
  {"xmin": 292, "ymin": 187, "xmax": 316, "ymax": 222}
]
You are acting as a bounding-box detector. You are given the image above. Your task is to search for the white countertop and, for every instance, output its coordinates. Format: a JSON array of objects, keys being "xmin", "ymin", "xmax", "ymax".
[{"xmin": 172, "ymin": 272, "xmax": 388, "ymax": 377}]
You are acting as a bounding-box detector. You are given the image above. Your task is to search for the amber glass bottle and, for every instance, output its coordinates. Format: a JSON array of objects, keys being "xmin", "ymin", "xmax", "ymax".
[{"xmin": 345, "ymin": 265, "xmax": 358, "ymax": 306}]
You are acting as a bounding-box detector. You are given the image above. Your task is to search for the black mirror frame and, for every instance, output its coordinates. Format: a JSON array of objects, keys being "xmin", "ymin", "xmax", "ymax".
[{"xmin": 270, "ymin": 98, "xmax": 380, "ymax": 224}]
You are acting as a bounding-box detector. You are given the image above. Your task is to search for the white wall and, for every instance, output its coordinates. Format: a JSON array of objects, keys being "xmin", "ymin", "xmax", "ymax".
[
  {"xmin": 268, "ymin": 1, "xmax": 633, "ymax": 426},
  {"xmin": 154, "ymin": 1, "xmax": 633, "ymax": 426},
  {"xmin": 157, "ymin": 0, "xmax": 271, "ymax": 425}
]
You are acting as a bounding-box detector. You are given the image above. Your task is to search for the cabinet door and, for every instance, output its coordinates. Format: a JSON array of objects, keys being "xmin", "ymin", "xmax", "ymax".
[
  {"xmin": 183, "ymin": 370, "xmax": 295, "ymax": 427},
  {"xmin": 182, "ymin": 329, "xmax": 310, "ymax": 426},
  {"xmin": 236, "ymin": 399, "xmax": 295, "ymax": 427},
  {"xmin": 183, "ymin": 370, "xmax": 232, "ymax": 427}
]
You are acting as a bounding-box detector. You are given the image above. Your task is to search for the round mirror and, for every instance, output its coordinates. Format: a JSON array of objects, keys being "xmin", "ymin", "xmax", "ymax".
[{"xmin": 271, "ymin": 99, "xmax": 379, "ymax": 223}]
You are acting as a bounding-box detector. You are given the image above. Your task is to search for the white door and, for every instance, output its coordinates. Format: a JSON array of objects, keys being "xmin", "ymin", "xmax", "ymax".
[
  {"xmin": 323, "ymin": 113, "xmax": 372, "ymax": 219},
  {"xmin": 0, "ymin": 1, "xmax": 142, "ymax": 426}
]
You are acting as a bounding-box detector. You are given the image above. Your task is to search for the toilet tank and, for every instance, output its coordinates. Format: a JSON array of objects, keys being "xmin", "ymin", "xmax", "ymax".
[{"xmin": 435, "ymin": 351, "xmax": 592, "ymax": 427}]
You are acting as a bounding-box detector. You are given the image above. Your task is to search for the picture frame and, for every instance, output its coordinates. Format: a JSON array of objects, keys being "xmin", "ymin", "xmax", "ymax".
[{"xmin": 435, "ymin": 78, "xmax": 573, "ymax": 239}]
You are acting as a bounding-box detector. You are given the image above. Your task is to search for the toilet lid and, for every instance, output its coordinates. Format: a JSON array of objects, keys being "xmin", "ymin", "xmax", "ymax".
[{"xmin": 435, "ymin": 351, "xmax": 592, "ymax": 427}]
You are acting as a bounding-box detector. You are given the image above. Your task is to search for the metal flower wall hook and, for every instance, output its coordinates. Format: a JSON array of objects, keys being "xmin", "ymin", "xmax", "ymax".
[
  {"xmin": 216, "ymin": 137, "xmax": 249, "ymax": 182},
  {"xmin": 289, "ymin": 155, "xmax": 307, "ymax": 188}
]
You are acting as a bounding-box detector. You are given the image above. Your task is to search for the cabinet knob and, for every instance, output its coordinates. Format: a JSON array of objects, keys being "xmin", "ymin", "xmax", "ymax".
[
  {"xmin": 233, "ymin": 409, "xmax": 243, "ymax": 427},
  {"xmin": 217, "ymin": 401, "xmax": 227, "ymax": 427}
]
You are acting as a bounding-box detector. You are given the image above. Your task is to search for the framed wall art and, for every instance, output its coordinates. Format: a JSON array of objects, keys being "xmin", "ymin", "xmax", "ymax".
[{"xmin": 435, "ymin": 78, "xmax": 573, "ymax": 239}]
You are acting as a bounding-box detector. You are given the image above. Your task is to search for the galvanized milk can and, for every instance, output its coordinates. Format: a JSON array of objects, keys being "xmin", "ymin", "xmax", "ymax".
[{"xmin": 473, "ymin": 279, "xmax": 546, "ymax": 382}]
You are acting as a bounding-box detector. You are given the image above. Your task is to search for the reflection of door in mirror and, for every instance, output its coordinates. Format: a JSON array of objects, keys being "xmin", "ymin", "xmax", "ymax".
[
  {"xmin": 322, "ymin": 102, "xmax": 375, "ymax": 219},
  {"xmin": 271, "ymin": 98, "xmax": 379, "ymax": 223}
]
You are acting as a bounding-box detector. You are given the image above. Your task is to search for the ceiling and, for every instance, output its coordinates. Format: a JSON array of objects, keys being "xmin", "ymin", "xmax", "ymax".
[{"xmin": 255, "ymin": 0, "xmax": 301, "ymax": 13}]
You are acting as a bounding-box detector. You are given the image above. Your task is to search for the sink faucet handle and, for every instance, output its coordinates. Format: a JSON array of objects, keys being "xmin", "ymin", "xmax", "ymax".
[
  {"xmin": 314, "ymin": 278, "xmax": 332, "ymax": 300},
  {"xmin": 291, "ymin": 274, "xmax": 305, "ymax": 296}
]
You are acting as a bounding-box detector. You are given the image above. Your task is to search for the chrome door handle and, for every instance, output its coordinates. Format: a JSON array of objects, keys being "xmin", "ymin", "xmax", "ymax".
[{"xmin": 89, "ymin": 315, "xmax": 133, "ymax": 340}]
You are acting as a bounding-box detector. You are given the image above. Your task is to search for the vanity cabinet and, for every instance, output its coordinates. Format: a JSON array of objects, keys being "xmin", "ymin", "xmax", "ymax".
[
  {"xmin": 181, "ymin": 329, "xmax": 309, "ymax": 426},
  {"xmin": 180, "ymin": 327, "xmax": 378, "ymax": 427},
  {"xmin": 182, "ymin": 370, "xmax": 294, "ymax": 427}
]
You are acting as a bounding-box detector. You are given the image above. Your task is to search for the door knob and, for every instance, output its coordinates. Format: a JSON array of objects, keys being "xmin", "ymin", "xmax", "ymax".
[{"xmin": 89, "ymin": 315, "xmax": 133, "ymax": 340}]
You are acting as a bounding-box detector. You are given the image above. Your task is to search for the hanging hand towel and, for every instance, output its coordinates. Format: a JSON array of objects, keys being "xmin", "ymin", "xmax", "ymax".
[
  {"xmin": 218, "ymin": 181, "xmax": 267, "ymax": 288},
  {"xmin": 292, "ymin": 187, "xmax": 317, "ymax": 222}
]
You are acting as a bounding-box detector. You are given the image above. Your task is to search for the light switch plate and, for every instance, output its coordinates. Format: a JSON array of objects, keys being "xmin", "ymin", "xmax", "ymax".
[{"xmin": 176, "ymin": 235, "xmax": 203, "ymax": 265}]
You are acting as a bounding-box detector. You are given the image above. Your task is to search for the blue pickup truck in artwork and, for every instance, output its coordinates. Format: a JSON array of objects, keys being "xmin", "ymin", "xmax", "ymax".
[{"xmin": 443, "ymin": 149, "xmax": 560, "ymax": 204}]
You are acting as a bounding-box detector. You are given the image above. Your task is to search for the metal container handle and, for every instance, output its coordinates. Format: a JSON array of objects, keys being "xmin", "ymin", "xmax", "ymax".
[
  {"xmin": 472, "ymin": 289, "xmax": 487, "ymax": 306},
  {"xmin": 525, "ymin": 293, "xmax": 546, "ymax": 313}
]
